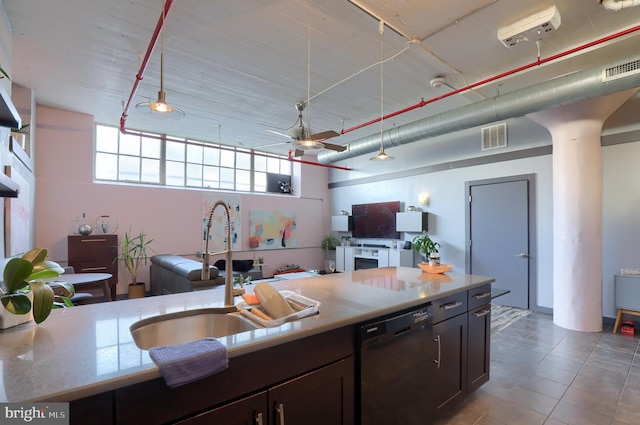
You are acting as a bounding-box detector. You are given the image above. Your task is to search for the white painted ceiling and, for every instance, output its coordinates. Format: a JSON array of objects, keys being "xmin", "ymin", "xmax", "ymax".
[{"xmin": 4, "ymin": 0, "xmax": 640, "ymax": 156}]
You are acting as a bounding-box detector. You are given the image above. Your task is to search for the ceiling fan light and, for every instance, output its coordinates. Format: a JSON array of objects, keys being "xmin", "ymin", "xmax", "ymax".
[{"xmin": 294, "ymin": 138, "xmax": 324, "ymax": 150}]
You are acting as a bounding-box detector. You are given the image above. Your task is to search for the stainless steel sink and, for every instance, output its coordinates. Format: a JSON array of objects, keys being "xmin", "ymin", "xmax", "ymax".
[{"xmin": 130, "ymin": 308, "xmax": 261, "ymax": 350}]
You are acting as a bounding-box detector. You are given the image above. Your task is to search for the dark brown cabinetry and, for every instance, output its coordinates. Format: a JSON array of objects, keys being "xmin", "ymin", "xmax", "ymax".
[
  {"xmin": 175, "ymin": 359, "xmax": 353, "ymax": 425},
  {"xmin": 432, "ymin": 311, "xmax": 468, "ymax": 414},
  {"xmin": 68, "ymin": 234, "xmax": 118, "ymax": 301},
  {"xmin": 431, "ymin": 284, "xmax": 491, "ymax": 417}
]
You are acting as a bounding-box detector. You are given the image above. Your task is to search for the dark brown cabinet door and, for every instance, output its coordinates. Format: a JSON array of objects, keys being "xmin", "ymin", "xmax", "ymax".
[
  {"xmin": 269, "ymin": 358, "xmax": 354, "ymax": 425},
  {"xmin": 468, "ymin": 304, "xmax": 491, "ymax": 393},
  {"xmin": 174, "ymin": 391, "xmax": 268, "ymax": 425},
  {"xmin": 432, "ymin": 313, "xmax": 467, "ymax": 415},
  {"xmin": 68, "ymin": 234, "xmax": 118, "ymax": 300}
]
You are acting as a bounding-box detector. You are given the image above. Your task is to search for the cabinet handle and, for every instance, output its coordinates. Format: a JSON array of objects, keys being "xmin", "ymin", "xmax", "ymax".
[
  {"xmin": 80, "ymin": 266, "xmax": 107, "ymax": 271},
  {"xmin": 80, "ymin": 239, "xmax": 108, "ymax": 243},
  {"xmin": 474, "ymin": 308, "xmax": 491, "ymax": 317},
  {"xmin": 473, "ymin": 292, "xmax": 491, "ymax": 300},
  {"xmin": 443, "ymin": 301, "xmax": 463, "ymax": 310},
  {"xmin": 276, "ymin": 403, "xmax": 285, "ymax": 425},
  {"xmin": 255, "ymin": 412, "xmax": 263, "ymax": 425},
  {"xmin": 433, "ymin": 335, "xmax": 441, "ymax": 369}
]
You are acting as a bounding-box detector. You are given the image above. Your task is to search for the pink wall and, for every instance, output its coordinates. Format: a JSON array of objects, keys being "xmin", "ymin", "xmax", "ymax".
[{"xmin": 34, "ymin": 106, "xmax": 333, "ymax": 295}]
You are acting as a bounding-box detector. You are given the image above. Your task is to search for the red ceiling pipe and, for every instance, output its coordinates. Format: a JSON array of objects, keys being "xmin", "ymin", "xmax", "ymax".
[
  {"xmin": 119, "ymin": 4, "xmax": 638, "ymax": 165},
  {"xmin": 120, "ymin": 0, "xmax": 176, "ymax": 133},
  {"xmin": 339, "ymin": 23, "xmax": 640, "ymax": 137}
]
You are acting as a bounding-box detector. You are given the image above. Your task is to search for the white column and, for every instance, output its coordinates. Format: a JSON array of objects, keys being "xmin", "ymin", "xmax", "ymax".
[{"xmin": 528, "ymin": 89, "xmax": 637, "ymax": 332}]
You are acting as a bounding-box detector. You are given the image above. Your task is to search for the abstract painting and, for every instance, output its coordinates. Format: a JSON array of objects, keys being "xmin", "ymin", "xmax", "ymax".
[{"xmin": 249, "ymin": 210, "xmax": 297, "ymax": 250}]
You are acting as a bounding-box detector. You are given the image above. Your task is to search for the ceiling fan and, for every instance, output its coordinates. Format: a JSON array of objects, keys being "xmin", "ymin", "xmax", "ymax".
[{"xmin": 264, "ymin": 102, "xmax": 346, "ymax": 154}]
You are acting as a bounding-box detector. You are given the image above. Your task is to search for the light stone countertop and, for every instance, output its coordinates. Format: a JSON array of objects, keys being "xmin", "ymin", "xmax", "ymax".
[{"xmin": 0, "ymin": 267, "xmax": 493, "ymax": 402}]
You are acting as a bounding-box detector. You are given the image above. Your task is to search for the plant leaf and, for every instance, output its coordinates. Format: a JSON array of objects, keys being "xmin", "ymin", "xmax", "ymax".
[
  {"xmin": 22, "ymin": 248, "xmax": 48, "ymax": 264},
  {"xmin": 3, "ymin": 258, "xmax": 33, "ymax": 293},
  {"xmin": 30, "ymin": 260, "xmax": 65, "ymax": 279},
  {"xmin": 1, "ymin": 293, "xmax": 31, "ymax": 314},
  {"xmin": 30, "ymin": 281, "xmax": 54, "ymax": 324}
]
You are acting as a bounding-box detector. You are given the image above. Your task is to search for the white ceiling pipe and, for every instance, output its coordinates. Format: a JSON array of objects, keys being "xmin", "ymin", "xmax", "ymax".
[{"xmin": 601, "ymin": 0, "xmax": 640, "ymax": 11}]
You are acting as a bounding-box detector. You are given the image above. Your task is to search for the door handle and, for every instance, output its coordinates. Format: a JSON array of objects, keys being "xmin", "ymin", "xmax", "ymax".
[{"xmin": 515, "ymin": 252, "xmax": 529, "ymax": 258}]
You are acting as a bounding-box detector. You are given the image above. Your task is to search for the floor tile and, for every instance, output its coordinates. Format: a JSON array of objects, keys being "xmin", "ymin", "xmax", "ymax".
[{"xmin": 439, "ymin": 310, "xmax": 640, "ymax": 424}]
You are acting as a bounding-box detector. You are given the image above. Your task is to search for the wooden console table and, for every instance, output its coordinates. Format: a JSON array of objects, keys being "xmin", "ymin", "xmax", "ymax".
[{"xmin": 613, "ymin": 274, "xmax": 640, "ymax": 333}]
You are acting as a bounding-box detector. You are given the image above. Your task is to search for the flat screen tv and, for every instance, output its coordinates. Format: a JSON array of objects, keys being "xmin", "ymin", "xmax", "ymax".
[{"xmin": 352, "ymin": 201, "xmax": 400, "ymax": 239}]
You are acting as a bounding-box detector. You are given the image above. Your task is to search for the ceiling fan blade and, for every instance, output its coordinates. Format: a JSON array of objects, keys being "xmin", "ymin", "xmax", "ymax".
[
  {"xmin": 266, "ymin": 129, "xmax": 290, "ymax": 138},
  {"xmin": 322, "ymin": 142, "xmax": 347, "ymax": 152},
  {"xmin": 310, "ymin": 130, "xmax": 340, "ymax": 141},
  {"xmin": 254, "ymin": 141, "xmax": 289, "ymax": 149}
]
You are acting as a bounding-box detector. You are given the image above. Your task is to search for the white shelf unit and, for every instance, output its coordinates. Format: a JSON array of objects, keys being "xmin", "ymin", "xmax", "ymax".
[
  {"xmin": 331, "ymin": 215, "xmax": 352, "ymax": 232},
  {"xmin": 396, "ymin": 212, "xmax": 428, "ymax": 232},
  {"xmin": 336, "ymin": 246, "xmax": 413, "ymax": 272}
]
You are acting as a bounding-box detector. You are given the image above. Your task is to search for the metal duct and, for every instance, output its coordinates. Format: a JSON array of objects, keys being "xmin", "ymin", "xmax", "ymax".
[{"xmin": 317, "ymin": 56, "xmax": 640, "ymax": 164}]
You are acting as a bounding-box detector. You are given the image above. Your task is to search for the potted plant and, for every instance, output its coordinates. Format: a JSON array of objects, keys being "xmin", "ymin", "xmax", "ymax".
[
  {"xmin": 0, "ymin": 248, "xmax": 74, "ymax": 328},
  {"xmin": 321, "ymin": 234, "xmax": 339, "ymax": 260},
  {"xmin": 341, "ymin": 235, "xmax": 352, "ymax": 246},
  {"xmin": 119, "ymin": 229, "xmax": 154, "ymax": 299},
  {"xmin": 412, "ymin": 232, "xmax": 442, "ymax": 265}
]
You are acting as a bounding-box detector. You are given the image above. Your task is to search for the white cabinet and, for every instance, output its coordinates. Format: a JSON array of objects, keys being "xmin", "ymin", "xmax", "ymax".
[
  {"xmin": 396, "ymin": 212, "xmax": 428, "ymax": 232},
  {"xmin": 389, "ymin": 249, "xmax": 414, "ymax": 267},
  {"xmin": 331, "ymin": 215, "xmax": 352, "ymax": 232},
  {"xmin": 339, "ymin": 246, "xmax": 413, "ymax": 271},
  {"xmin": 335, "ymin": 246, "xmax": 345, "ymax": 272}
]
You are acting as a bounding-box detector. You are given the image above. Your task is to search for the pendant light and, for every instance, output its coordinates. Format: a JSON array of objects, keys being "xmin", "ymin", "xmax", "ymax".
[
  {"xmin": 292, "ymin": 0, "xmax": 323, "ymax": 150},
  {"xmin": 136, "ymin": 0, "xmax": 184, "ymax": 118},
  {"xmin": 371, "ymin": 20, "xmax": 394, "ymax": 161}
]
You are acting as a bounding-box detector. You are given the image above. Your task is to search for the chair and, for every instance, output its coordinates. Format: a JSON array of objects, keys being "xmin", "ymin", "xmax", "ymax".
[{"xmin": 62, "ymin": 266, "xmax": 93, "ymax": 305}]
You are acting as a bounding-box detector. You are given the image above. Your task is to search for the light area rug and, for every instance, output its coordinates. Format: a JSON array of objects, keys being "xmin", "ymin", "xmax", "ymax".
[{"xmin": 491, "ymin": 304, "xmax": 532, "ymax": 335}]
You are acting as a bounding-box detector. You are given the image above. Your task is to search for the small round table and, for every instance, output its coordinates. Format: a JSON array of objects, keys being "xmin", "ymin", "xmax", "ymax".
[{"xmin": 44, "ymin": 273, "xmax": 114, "ymax": 301}]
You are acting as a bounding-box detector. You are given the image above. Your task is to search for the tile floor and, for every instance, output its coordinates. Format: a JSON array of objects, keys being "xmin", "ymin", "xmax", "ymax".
[{"xmin": 436, "ymin": 311, "xmax": 640, "ymax": 425}]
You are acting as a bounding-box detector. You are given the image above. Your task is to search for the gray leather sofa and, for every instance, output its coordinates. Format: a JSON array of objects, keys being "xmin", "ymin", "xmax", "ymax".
[
  {"xmin": 150, "ymin": 255, "xmax": 264, "ymax": 295},
  {"xmin": 150, "ymin": 255, "xmax": 224, "ymax": 295}
]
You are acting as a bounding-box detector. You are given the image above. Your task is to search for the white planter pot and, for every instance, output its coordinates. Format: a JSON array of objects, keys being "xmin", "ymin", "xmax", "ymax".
[{"xmin": 0, "ymin": 292, "xmax": 34, "ymax": 330}]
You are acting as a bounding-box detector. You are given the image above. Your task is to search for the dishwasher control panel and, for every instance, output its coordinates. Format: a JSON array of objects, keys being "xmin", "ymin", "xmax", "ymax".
[{"xmin": 360, "ymin": 303, "xmax": 433, "ymax": 340}]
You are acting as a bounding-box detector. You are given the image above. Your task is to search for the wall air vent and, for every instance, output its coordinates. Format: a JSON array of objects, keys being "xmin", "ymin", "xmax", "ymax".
[
  {"xmin": 602, "ymin": 59, "xmax": 640, "ymax": 82},
  {"xmin": 481, "ymin": 123, "xmax": 507, "ymax": 151}
]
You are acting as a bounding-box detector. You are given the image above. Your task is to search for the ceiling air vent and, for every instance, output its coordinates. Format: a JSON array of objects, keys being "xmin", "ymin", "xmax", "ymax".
[
  {"xmin": 481, "ymin": 123, "xmax": 507, "ymax": 151},
  {"xmin": 602, "ymin": 59, "xmax": 640, "ymax": 82}
]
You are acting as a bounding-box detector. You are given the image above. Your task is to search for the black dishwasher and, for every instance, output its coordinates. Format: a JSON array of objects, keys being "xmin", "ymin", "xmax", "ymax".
[{"xmin": 357, "ymin": 303, "xmax": 434, "ymax": 425}]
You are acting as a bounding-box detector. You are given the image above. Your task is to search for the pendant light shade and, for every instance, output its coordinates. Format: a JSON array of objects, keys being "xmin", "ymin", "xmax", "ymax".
[
  {"xmin": 135, "ymin": 0, "xmax": 184, "ymax": 119},
  {"xmin": 371, "ymin": 20, "xmax": 394, "ymax": 161}
]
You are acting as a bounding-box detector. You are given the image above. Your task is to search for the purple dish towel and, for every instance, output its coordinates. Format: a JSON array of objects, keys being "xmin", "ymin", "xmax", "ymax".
[{"xmin": 149, "ymin": 337, "xmax": 229, "ymax": 388}]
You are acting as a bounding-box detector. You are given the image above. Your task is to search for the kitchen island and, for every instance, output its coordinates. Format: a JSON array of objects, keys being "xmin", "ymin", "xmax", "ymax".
[{"xmin": 0, "ymin": 267, "xmax": 494, "ymax": 424}]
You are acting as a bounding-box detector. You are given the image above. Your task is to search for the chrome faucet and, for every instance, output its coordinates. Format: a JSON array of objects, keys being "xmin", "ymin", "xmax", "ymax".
[{"xmin": 202, "ymin": 200, "xmax": 235, "ymax": 309}]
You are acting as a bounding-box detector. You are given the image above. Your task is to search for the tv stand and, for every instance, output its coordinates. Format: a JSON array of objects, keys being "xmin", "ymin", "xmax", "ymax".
[{"xmin": 335, "ymin": 246, "xmax": 414, "ymax": 272}]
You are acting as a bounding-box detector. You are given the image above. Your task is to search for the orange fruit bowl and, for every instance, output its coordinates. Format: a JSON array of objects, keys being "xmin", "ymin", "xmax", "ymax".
[{"xmin": 418, "ymin": 263, "xmax": 452, "ymax": 274}]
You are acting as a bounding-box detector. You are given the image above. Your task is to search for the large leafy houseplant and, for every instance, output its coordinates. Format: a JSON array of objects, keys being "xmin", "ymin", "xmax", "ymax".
[
  {"xmin": 412, "ymin": 232, "xmax": 441, "ymax": 260},
  {"xmin": 0, "ymin": 248, "xmax": 72, "ymax": 324}
]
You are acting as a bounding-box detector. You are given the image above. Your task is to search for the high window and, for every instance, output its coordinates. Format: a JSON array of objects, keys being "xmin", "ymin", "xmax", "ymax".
[{"xmin": 94, "ymin": 124, "xmax": 292, "ymax": 192}]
